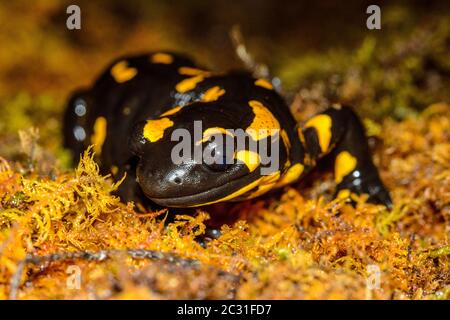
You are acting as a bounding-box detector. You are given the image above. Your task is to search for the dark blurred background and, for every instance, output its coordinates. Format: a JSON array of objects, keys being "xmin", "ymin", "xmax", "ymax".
[{"xmin": 0, "ymin": 0, "xmax": 448, "ymax": 93}]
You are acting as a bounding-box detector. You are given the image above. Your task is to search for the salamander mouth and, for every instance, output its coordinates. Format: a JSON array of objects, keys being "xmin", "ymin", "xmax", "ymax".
[{"xmin": 143, "ymin": 172, "xmax": 259, "ymax": 207}]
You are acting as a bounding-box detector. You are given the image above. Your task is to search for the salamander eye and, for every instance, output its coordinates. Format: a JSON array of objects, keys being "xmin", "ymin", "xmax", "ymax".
[{"xmin": 203, "ymin": 139, "xmax": 232, "ymax": 172}]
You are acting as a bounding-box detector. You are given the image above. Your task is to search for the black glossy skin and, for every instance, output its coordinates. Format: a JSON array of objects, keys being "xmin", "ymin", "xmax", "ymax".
[{"xmin": 64, "ymin": 52, "xmax": 392, "ymax": 208}]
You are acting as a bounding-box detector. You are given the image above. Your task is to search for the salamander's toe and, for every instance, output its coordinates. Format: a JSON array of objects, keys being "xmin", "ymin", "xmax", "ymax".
[
  {"xmin": 367, "ymin": 185, "xmax": 393, "ymax": 209},
  {"xmin": 337, "ymin": 173, "xmax": 393, "ymax": 209}
]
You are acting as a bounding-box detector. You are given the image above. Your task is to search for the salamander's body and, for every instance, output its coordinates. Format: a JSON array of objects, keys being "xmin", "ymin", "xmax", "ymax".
[{"xmin": 64, "ymin": 52, "xmax": 392, "ymax": 208}]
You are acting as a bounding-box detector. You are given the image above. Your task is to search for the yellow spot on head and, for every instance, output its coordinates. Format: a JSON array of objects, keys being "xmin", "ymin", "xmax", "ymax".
[
  {"xmin": 190, "ymin": 170, "xmax": 282, "ymax": 206},
  {"xmin": 261, "ymin": 171, "xmax": 281, "ymax": 184},
  {"xmin": 151, "ymin": 53, "xmax": 173, "ymax": 64},
  {"xmin": 160, "ymin": 106, "xmax": 182, "ymax": 117},
  {"xmin": 196, "ymin": 127, "xmax": 234, "ymax": 145},
  {"xmin": 91, "ymin": 117, "xmax": 107, "ymax": 155},
  {"xmin": 305, "ymin": 114, "xmax": 332, "ymax": 153},
  {"xmin": 254, "ymin": 78, "xmax": 273, "ymax": 90},
  {"xmin": 143, "ymin": 117, "xmax": 174, "ymax": 142},
  {"xmin": 246, "ymin": 100, "xmax": 280, "ymax": 140},
  {"xmin": 190, "ymin": 176, "xmax": 265, "ymax": 207},
  {"xmin": 202, "ymin": 86, "xmax": 226, "ymax": 102},
  {"xmin": 178, "ymin": 66, "xmax": 211, "ymax": 76},
  {"xmin": 275, "ymin": 163, "xmax": 304, "ymax": 188},
  {"xmin": 111, "ymin": 61, "xmax": 137, "ymax": 83},
  {"xmin": 235, "ymin": 150, "xmax": 260, "ymax": 172},
  {"xmin": 245, "ymin": 171, "xmax": 281, "ymax": 199},
  {"xmin": 175, "ymin": 75, "xmax": 205, "ymax": 93},
  {"xmin": 335, "ymin": 151, "xmax": 357, "ymax": 184}
]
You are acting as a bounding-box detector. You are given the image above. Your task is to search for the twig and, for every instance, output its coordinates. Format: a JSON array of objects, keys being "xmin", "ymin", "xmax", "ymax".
[
  {"xmin": 8, "ymin": 249, "xmax": 202, "ymax": 300},
  {"xmin": 229, "ymin": 25, "xmax": 270, "ymax": 79}
]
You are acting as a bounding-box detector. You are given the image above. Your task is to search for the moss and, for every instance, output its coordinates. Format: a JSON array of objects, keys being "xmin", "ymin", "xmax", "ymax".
[
  {"xmin": 278, "ymin": 18, "xmax": 450, "ymax": 121},
  {"xmin": 0, "ymin": 104, "xmax": 448, "ymax": 299}
]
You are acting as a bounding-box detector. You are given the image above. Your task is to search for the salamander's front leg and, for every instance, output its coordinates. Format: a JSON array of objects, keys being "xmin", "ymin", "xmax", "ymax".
[{"xmin": 299, "ymin": 106, "xmax": 392, "ymax": 207}]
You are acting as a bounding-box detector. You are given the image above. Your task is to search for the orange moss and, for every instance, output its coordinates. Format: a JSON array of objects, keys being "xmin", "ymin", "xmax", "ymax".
[{"xmin": 0, "ymin": 104, "xmax": 448, "ymax": 300}]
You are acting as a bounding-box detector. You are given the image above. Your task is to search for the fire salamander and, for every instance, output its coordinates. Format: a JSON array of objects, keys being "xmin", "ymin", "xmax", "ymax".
[{"xmin": 64, "ymin": 52, "xmax": 392, "ymax": 208}]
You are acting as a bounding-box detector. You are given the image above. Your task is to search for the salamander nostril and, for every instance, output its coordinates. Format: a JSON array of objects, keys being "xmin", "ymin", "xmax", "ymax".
[{"xmin": 173, "ymin": 177, "xmax": 182, "ymax": 185}]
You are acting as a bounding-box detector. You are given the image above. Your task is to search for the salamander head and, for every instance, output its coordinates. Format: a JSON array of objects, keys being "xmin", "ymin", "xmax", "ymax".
[{"xmin": 129, "ymin": 101, "xmax": 285, "ymax": 207}]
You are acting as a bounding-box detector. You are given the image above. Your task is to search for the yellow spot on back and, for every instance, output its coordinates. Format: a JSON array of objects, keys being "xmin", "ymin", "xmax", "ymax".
[
  {"xmin": 275, "ymin": 163, "xmax": 304, "ymax": 188},
  {"xmin": 235, "ymin": 150, "xmax": 260, "ymax": 172},
  {"xmin": 246, "ymin": 100, "xmax": 280, "ymax": 140},
  {"xmin": 143, "ymin": 117, "xmax": 174, "ymax": 142},
  {"xmin": 175, "ymin": 75, "xmax": 205, "ymax": 93},
  {"xmin": 335, "ymin": 151, "xmax": 357, "ymax": 183},
  {"xmin": 305, "ymin": 114, "xmax": 332, "ymax": 153},
  {"xmin": 178, "ymin": 66, "xmax": 211, "ymax": 76},
  {"xmin": 202, "ymin": 86, "xmax": 226, "ymax": 102},
  {"xmin": 151, "ymin": 53, "xmax": 173, "ymax": 64},
  {"xmin": 111, "ymin": 61, "xmax": 137, "ymax": 83},
  {"xmin": 254, "ymin": 78, "xmax": 273, "ymax": 90},
  {"xmin": 160, "ymin": 106, "xmax": 182, "ymax": 117},
  {"xmin": 91, "ymin": 117, "xmax": 107, "ymax": 155}
]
